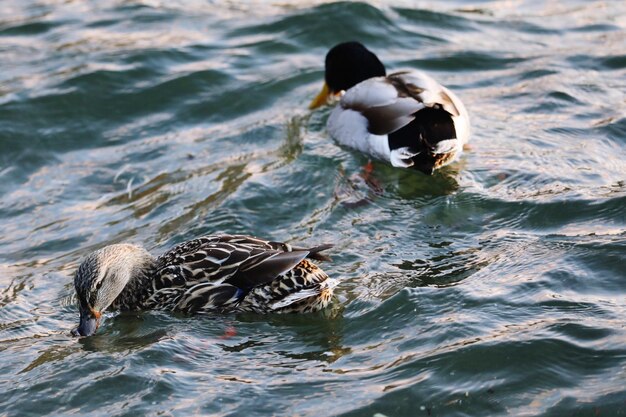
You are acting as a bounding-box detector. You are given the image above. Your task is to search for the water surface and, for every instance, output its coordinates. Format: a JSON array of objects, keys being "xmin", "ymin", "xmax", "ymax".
[{"xmin": 1, "ymin": 1, "xmax": 625, "ymax": 416}]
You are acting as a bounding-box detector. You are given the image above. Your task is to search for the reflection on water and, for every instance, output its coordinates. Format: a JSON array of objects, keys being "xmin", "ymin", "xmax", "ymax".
[{"xmin": 1, "ymin": 0, "xmax": 625, "ymax": 416}]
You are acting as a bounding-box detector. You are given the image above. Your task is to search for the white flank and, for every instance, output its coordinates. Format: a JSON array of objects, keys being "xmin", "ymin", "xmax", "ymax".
[{"xmin": 327, "ymin": 107, "xmax": 391, "ymax": 162}]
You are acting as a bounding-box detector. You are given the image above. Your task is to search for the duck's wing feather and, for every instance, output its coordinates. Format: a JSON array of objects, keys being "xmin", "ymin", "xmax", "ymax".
[
  {"xmin": 388, "ymin": 71, "xmax": 461, "ymax": 117},
  {"xmin": 148, "ymin": 235, "xmax": 312, "ymax": 312},
  {"xmin": 224, "ymin": 250, "xmax": 309, "ymax": 290},
  {"xmin": 340, "ymin": 76, "xmax": 423, "ymax": 135},
  {"xmin": 153, "ymin": 234, "xmax": 332, "ymax": 293},
  {"xmin": 290, "ymin": 243, "xmax": 333, "ymax": 261},
  {"xmin": 146, "ymin": 235, "xmax": 332, "ymax": 313},
  {"xmin": 173, "ymin": 283, "xmax": 241, "ymax": 313},
  {"xmin": 339, "ymin": 70, "xmax": 461, "ymax": 136}
]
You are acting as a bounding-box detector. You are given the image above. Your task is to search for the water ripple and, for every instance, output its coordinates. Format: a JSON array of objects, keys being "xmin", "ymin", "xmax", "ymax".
[{"xmin": 1, "ymin": 1, "xmax": 625, "ymax": 416}]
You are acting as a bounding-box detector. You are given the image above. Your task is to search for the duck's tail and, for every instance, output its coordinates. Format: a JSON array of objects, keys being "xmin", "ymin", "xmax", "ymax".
[{"xmin": 301, "ymin": 243, "xmax": 334, "ymax": 262}]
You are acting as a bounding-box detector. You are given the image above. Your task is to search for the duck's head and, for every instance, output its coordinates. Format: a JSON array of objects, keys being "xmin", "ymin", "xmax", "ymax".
[
  {"xmin": 71, "ymin": 244, "xmax": 154, "ymax": 337},
  {"xmin": 309, "ymin": 41, "xmax": 386, "ymax": 109}
]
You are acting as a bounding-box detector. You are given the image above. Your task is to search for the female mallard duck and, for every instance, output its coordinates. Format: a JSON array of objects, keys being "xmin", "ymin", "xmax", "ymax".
[
  {"xmin": 310, "ymin": 41, "xmax": 470, "ymax": 175},
  {"xmin": 71, "ymin": 234, "xmax": 335, "ymax": 336}
]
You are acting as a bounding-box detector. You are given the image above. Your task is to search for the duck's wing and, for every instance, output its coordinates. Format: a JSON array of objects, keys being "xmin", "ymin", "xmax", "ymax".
[
  {"xmin": 340, "ymin": 70, "xmax": 462, "ymax": 136},
  {"xmin": 155, "ymin": 235, "xmax": 307, "ymax": 287},
  {"xmin": 150, "ymin": 235, "xmax": 332, "ymax": 313},
  {"xmin": 168, "ymin": 250, "xmax": 310, "ymax": 314},
  {"xmin": 339, "ymin": 75, "xmax": 424, "ymax": 136}
]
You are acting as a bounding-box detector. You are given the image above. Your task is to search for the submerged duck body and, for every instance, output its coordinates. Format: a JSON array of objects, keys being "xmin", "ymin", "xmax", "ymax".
[
  {"xmin": 310, "ymin": 42, "xmax": 470, "ymax": 174},
  {"xmin": 72, "ymin": 234, "xmax": 335, "ymax": 336}
]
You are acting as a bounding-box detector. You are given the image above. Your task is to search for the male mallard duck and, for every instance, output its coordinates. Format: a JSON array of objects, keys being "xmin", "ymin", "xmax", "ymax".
[
  {"xmin": 310, "ymin": 41, "xmax": 470, "ymax": 175},
  {"xmin": 71, "ymin": 234, "xmax": 335, "ymax": 336}
]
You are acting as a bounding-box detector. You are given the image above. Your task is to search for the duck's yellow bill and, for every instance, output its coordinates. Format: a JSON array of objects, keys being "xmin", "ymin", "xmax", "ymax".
[{"xmin": 309, "ymin": 82, "xmax": 331, "ymax": 109}]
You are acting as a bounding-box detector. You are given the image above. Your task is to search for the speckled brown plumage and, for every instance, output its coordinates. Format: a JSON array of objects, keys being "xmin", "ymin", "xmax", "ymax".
[{"xmin": 72, "ymin": 234, "xmax": 336, "ymax": 335}]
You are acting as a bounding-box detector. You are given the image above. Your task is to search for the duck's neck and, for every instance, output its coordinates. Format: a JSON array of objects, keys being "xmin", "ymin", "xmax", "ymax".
[{"xmin": 111, "ymin": 261, "xmax": 158, "ymax": 311}]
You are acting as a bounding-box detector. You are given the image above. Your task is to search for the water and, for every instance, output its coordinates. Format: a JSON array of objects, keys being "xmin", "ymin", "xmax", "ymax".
[{"xmin": 1, "ymin": 1, "xmax": 625, "ymax": 415}]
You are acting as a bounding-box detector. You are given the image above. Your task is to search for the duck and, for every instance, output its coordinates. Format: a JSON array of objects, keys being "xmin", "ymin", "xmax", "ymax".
[
  {"xmin": 71, "ymin": 234, "xmax": 335, "ymax": 336},
  {"xmin": 309, "ymin": 41, "xmax": 470, "ymax": 175}
]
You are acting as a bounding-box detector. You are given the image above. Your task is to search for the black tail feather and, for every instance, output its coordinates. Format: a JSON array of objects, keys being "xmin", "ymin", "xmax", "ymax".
[
  {"xmin": 298, "ymin": 244, "xmax": 333, "ymax": 262},
  {"xmin": 389, "ymin": 107, "xmax": 456, "ymax": 150}
]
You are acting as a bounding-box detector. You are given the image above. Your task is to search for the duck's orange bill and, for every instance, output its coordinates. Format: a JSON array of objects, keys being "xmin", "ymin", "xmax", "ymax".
[{"xmin": 309, "ymin": 82, "xmax": 331, "ymax": 109}]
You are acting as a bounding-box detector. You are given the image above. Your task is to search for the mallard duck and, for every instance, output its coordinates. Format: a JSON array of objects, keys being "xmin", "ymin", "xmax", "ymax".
[
  {"xmin": 310, "ymin": 41, "xmax": 470, "ymax": 175},
  {"xmin": 71, "ymin": 234, "xmax": 335, "ymax": 336}
]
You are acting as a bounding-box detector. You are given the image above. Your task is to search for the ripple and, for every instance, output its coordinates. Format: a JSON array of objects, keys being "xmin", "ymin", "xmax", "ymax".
[
  {"xmin": 401, "ymin": 52, "xmax": 528, "ymax": 72},
  {"xmin": 1, "ymin": 0, "xmax": 625, "ymax": 416},
  {"xmin": 0, "ymin": 20, "xmax": 60, "ymax": 36}
]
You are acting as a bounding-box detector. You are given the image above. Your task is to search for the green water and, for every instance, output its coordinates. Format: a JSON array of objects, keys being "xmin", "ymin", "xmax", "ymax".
[{"xmin": 1, "ymin": 1, "xmax": 625, "ymax": 416}]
